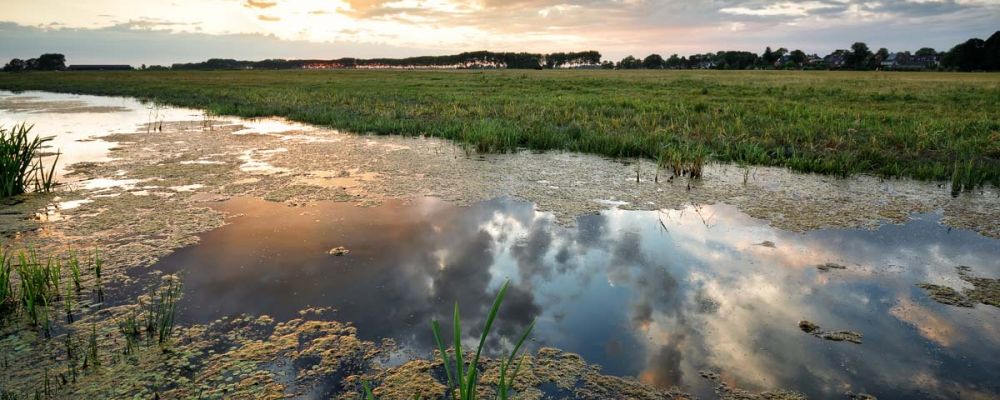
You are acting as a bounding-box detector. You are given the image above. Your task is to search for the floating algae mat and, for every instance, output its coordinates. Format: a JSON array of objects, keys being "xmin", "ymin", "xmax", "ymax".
[{"xmin": 142, "ymin": 196, "xmax": 1000, "ymax": 399}]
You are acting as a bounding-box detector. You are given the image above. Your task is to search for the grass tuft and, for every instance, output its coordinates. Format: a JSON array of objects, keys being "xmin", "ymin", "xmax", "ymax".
[{"xmin": 0, "ymin": 123, "xmax": 58, "ymax": 198}]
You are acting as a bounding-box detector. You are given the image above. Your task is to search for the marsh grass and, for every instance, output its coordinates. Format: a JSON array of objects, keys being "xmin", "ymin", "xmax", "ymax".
[
  {"xmin": 0, "ymin": 246, "xmax": 107, "ymax": 333},
  {"xmin": 116, "ymin": 310, "xmax": 141, "ymax": 356},
  {"xmin": 142, "ymin": 277, "xmax": 181, "ymax": 345},
  {"xmin": 0, "ymin": 248, "xmax": 13, "ymax": 316},
  {"xmin": 0, "ymin": 123, "xmax": 59, "ymax": 198},
  {"xmin": 2, "ymin": 70, "xmax": 996, "ymax": 189}
]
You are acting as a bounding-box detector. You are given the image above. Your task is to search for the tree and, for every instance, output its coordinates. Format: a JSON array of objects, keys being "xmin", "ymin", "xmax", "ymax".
[
  {"xmin": 789, "ymin": 50, "xmax": 807, "ymax": 67},
  {"xmin": 915, "ymin": 47, "xmax": 937, "ymax": 57},
  {"xmin": 848, "ymin": 42, "xmax": 872, "ymax": 70},
  {"xmin": 34, "ymin": 53, "xmax": 66, "ymax": 71},
  {"xmin": 762, "ymin": 46, "xmax": 776, "ymax": 65},
  {"xmin": 943, "ymin": 38, "xmax": 987, "ymax": 71},
  {"xmin": 2, "ymin": 58, "xmax": 26, "ymax": 72},
  {"xmin": 617, "ymin": 55, "xmax": 642, "ymax": 69},
  {"xmin": 642, "ymin": 54, "xmax": 664, "ymax": 69},
  {"xmin": 873, "ymin": 47, "xmax": 890, "ymax": 69},
  {"xmin": 665, "ymin": 54, "xmax": 682, "ymax": 69}
]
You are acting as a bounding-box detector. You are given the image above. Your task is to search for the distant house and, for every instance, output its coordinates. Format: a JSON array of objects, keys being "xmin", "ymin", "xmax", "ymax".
[
  {"xmin": 806, "ymin": 54, "xmax": 824, "ymax": 64},
  {"xmin": 824, "ymin": 54, "xmax": 847, "ymax": 68},
  {"xmin": 881, "ymin": 52, "xmax": 937, "ymax": 70},
  {"xmin": 881, "ymin": 53, "xmax": 903, "ymax": 69},
  {"xmin": 67, "ymin": 65, "xmax": 134, "ymax": 71}
]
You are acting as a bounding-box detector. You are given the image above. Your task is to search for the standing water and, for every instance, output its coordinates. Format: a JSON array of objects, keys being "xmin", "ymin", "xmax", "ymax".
[{"xmin": 144, "ymin": 196, "xmax": 1000, "ymax": 399}]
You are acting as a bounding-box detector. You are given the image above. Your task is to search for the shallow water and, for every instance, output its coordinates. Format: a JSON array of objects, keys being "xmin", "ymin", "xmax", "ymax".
[
  {"xmin": 0, "ymin": 90, "xmax": 207, "ymax": 179},
  {"xmin": 142, "ymin": 196, "xmax": 1000, "ymax": 399}
]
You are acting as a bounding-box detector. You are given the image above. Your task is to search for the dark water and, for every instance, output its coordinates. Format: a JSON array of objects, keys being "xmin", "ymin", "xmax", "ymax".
[{"xmin": 143, "ymin": 197, "xmax": 1000, "ymax": 399}]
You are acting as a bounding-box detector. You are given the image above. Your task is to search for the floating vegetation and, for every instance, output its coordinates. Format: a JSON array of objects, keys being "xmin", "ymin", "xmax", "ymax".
[
  {"xmin": 918, "ymin": 266, "xmax": 1000, "ymax": 308},
  {"xmin": 816, "ymin": 262, "xmax": 847, "ymax": 272},
  {"xmin": 797, "ymin": 320, "xmax": 863, "ymax": 344},
  {"xmin": 0, "ymin": 123, "xmax": 59, "ymax": 198}
]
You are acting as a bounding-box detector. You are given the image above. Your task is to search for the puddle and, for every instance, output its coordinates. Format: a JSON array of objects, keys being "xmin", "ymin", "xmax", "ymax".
[{"xmin": 142, "ymin": 196, "xmax": 1000, "ymax": 399}]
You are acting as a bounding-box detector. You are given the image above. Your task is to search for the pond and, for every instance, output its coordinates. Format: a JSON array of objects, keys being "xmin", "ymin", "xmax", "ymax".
[{"xmin": 2, "ymin": 90, "xmax": 999, "ymax": 399}]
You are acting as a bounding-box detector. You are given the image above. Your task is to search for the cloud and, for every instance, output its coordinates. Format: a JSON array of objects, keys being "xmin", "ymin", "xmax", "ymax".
[
  {"xmin": 244, "ymin": 0, "xmax": 277, "ymax": 9},
  {"xmin": 2, "ymin": 0, "xmax": 999, "ymax": 61}
]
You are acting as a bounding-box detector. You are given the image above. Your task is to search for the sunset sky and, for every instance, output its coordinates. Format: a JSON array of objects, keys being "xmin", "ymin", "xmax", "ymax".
[{"xmin": 2, "ymin": 0, "xmax": 998, "ymax": 65}]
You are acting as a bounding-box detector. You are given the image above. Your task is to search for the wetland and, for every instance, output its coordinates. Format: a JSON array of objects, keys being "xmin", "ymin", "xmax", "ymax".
[{"xmin": 0, "ymin": 80, "xmax": 999, "ymax": 400}]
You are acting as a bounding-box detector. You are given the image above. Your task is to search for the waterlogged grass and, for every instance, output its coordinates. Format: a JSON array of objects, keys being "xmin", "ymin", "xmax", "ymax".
[
  {"xmin": 0, "ymin": 70, "xmax": 998, "ymax": 187},
  {"xmin": 1, "ymin": 244, "xmax": 185, "ymax": 398}
]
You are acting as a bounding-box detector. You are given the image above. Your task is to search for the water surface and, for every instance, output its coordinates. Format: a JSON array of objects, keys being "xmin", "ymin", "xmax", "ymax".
[{"xmin": 145, "ymin": 196, "xmax": 1000, "ymax": 399}]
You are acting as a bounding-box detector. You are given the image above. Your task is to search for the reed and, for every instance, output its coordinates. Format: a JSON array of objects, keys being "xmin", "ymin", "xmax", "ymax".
[{"xmin": 142, "ymin": 277, "xmax": 181, "ymax": 345}]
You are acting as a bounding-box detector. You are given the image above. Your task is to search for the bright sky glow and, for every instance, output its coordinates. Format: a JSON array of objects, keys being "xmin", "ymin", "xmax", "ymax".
[{"xmin": 2, "ymin": 0, "xmax": 998, "ymax": 64}]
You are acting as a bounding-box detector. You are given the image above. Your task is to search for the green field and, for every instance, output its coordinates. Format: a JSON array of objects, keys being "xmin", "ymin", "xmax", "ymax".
[{"xmin": 1, "ymin": 70, "xmax": 998, "ymax": 187}]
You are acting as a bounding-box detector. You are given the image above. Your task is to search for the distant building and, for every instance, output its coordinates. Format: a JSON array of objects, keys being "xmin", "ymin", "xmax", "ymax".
[
  {"xmin": 880, "ymin": 52, "xmax": 938, "ymax": 70},
  {"xmin": 67, "ymin": 65, "xmax": 133, "ymax": 71},
  {"xmin": 824, "ymin": 54, "xmax": 847, "ymax": 68}
]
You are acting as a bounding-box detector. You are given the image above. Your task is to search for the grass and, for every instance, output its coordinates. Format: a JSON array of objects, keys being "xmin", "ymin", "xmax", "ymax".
[
  {"xmin": 142, "ymin": 277, "xmax": 181, "ymax": 345},
  {"xmin": 366, "ymin": 279, "xmax": 534, "ymax": 400},
  {"xmin": 0, "ymin": 123, "xmax": 59, "ymax": 198},
  {"xmin": 1, "ymin": 70, "xmax": 998, "ymax": 188}
]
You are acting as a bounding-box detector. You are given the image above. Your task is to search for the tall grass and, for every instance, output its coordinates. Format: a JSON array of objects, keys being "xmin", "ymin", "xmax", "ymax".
[{"xmin": 0, "ymin": 123, "xmax": 58, "ymax": 198}]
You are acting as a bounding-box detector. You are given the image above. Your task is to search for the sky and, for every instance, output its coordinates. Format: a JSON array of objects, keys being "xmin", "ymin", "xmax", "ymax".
[{"xmin": 1, "ymin": 0, "xmax": 998, "ymax": 65}]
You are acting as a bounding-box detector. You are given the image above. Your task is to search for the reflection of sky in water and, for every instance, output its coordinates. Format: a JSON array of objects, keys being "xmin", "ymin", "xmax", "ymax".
[
  {"xmin": 0, "ymin": 90, "xmax": 206, "ymax": 178},
  {"xmin": 147, "ymin": 196, "xmax": 1000, "ymax": 399}
]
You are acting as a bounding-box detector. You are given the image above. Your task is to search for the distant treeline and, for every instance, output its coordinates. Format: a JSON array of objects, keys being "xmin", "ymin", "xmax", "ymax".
[
  {"xmin": 170, "ymin": 51, "xmax": 603, "ymax": 70},
  {"xmin": 618, "ymin": 31, "xmax": 1000, "ymax": 71},
  {"xmin": 3, "ymin": 31, "xmax": 998, "ymax": 72}
]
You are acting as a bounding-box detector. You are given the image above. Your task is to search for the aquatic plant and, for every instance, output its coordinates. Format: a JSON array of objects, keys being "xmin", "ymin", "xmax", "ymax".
[
  {"xmin": 0, "ymin": 123, "xmax": 58, "ymax": 198},
  {"xmin": 91, "ymin": 251, "xmax": 103, "ymax": 302},
  {"xmin": 142, "ymin": 277, "xmax": 181, "ymax": 345},
  {"xmin": 0, "ymin": 247, "xmax": 13, "ymax": 316},
  {"xmin": 62, "ymin": 282, "xmax": 74, "ymax": 323},
  {"xmin": 83, "ymin": 322, "xmax": 100, "ymax": 369},
  {"xmin": 116, "ymin": 310, "xmax": 141, "ymax": 356},
  {"xmin": 15, "ymin": 249, "xmax": 53, "ymax": 330},
  {"xmin": 67, "ymin": 251, "xmax": 82, "ymax": 292},
  {"xmin": 431, "ymin": 279, "xmax": 534, "ymax": 400}
]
